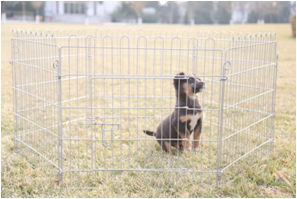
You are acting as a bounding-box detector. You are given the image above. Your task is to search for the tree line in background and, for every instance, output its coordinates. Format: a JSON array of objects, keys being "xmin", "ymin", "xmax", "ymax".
[
  {"xmin": 2, "ymin": 1, "xmax": 44, "ymax": 21},
  {"xmin": 1, "ymin": 1, "xmax": 292, "ymax": 25},
  {"xmin": 111, "ymin": 1, "xmax": 291, "ymax": 24}
]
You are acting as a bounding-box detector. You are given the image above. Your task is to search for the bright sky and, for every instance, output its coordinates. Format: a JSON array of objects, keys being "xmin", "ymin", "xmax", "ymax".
[{"xmin": 159, "ymin": 1, "xmax": 167, "ymax": 6}]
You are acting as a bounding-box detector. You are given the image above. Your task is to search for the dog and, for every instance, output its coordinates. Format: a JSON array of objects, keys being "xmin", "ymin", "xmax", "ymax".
[{"xmin": 143, "ymin": 72, "xmax": 205, "ymax": 155}]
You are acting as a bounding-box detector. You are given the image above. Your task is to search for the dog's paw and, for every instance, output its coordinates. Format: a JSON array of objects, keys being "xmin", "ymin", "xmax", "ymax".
[
  {"xmin": 193, "ymin": 147, "xmax": 200, "ymax": 151},
  {"xmin": 185, "ymin": 147, "xmax": 192, "ymax": 151}
]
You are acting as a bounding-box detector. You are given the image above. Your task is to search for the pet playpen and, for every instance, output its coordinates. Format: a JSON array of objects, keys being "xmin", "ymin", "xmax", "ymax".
[{"xmin": 11, "ymin": 29, "xmax": 278, "ymax": 188}]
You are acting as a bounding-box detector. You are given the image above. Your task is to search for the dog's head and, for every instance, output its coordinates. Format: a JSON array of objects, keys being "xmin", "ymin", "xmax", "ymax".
[{"xmin": 173, "ymin": 72, "xmax": 205, "ymax": 97}]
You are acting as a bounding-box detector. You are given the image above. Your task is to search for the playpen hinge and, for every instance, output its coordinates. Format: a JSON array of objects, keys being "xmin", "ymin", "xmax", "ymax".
[
  {"xmin": 215, "ymin": 171, "xmax": 223, "ymax": 186},
  {"xmin": 56, "ymin": 74, "xmax": 62, "ymax": 79},
  {"xmin": 83, "ymin": 121, "xmax": 98, "ymax": 125},
  {"xmin": 216, "ymin": 171, "xmax": 223, "ymax": 177},
  {"xmin": 55, "ymin": 169, "xmax": 63, "ymax": 185},
  {"xmin": 220, "ymin": 76, "xmax": 228, "ymax": 81},
  {"xmin": 83, "ymin": 116, "xmax": 99, "ymax": 125}
]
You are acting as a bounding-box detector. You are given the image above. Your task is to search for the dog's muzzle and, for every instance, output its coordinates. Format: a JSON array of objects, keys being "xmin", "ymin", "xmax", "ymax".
[
  {"xmin": 193, "ymin": 82, "xmax": 205, "ymax": 93},
  {"xmin": 201, "ymin": 82, "xmax": 205, "ymax": 89}
]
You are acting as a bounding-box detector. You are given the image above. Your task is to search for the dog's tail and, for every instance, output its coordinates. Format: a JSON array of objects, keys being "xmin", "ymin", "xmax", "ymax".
[{"xmin": 143, "ymin": 130, "xmax": 156, "ymax": 137}]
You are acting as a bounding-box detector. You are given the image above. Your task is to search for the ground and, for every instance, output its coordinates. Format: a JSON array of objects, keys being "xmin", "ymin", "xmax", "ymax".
[{"xmin": 1, "ymin": 23, "xmax": 296, "ymax": 197}]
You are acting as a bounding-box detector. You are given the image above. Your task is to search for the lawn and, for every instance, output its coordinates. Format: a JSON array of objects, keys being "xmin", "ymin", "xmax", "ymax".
[{"xmin": 1, "ymin": 23, "xmax": 296, "ymax": 197}]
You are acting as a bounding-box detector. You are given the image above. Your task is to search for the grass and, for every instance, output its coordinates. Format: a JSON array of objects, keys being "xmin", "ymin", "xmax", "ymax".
[{"xmin": 1, "ymin": 23, "xmax": 296, "ymax": 197}]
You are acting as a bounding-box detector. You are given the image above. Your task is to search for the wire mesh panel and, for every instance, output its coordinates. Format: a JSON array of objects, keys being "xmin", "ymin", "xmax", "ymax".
[
  {"xmin": 11, "ymin": 29, "xmax": 278, "ymax": 188},
  {"xmin": 11, "ymin": 29, "xmax": 60, "ymax": 176}
]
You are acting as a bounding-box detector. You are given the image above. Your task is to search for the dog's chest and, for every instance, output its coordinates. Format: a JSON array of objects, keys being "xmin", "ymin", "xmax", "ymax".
[{"xmin": 189, "ymin": 112, "xmax": 201, "ymax": 131}]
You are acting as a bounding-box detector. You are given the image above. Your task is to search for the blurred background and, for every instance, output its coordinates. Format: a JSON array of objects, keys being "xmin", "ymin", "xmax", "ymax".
[{"xmin": 1, "ymin": 1, "xmax": 296, "ymax": 26}]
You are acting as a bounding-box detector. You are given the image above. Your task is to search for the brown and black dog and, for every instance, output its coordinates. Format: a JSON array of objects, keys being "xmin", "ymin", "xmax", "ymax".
[{"xmin": 143, "ymin": 72, "xmax": 205, "ymax": 155}]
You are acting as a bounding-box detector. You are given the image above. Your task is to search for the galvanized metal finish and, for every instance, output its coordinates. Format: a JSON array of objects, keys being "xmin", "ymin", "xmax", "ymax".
[{"xmin": 11, "ymin": 29, "xmax": 278, "ymax": 188}]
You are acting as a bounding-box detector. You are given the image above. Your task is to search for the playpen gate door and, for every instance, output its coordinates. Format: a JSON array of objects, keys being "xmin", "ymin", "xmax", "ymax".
[
  {"xmin": 89, "ymin": 77, "xmax": 121, "ymax": 146},
  {"xmin": 89, "ymin": 77, "xmax": 131, "ymax": 170}
]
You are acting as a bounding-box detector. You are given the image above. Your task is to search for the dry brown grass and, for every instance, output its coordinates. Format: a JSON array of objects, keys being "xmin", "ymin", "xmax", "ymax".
[{"xmin": 1, "ymin": 23, "xmax": 296, "ymax": 197}]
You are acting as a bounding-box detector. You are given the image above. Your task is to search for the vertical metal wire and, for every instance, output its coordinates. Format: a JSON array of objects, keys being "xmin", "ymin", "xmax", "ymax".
[
  {"xmin": 57, "ymin": 43, "xmax": 63, "ymax": 184},
  {"xmin": 215, "ymin": 56, "xmax": 226, "ymax": 186},
  {"xmin": 271, "ymin": 33, "xmax": 278, "ymax": 153},
  {"xmin": 261, "ymin": 34, "xmax": 268, "ymax": 156},
  {"xmin": 11, "ymin": 30, "xmax": 17, "ymax": 153},
  {"xmin": 241, "ymin": 36, "xmax": 248, "ymax": 158}
]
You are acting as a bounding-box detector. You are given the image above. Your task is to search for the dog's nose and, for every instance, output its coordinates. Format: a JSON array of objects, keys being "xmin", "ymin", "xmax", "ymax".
[{"xmin": 201, "ymin": 82, "xmax": 205, "ymax": 86}]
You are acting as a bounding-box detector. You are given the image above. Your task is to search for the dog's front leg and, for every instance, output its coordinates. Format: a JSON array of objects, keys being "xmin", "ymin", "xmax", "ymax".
[
  {"xmin": 193, "ymin": 119, "xmax": 202, "ymax": 151},
  {"xmin": 179, "ymin": 132, "xmax": 191, "ymax": 151},
  {"xmin": 172, "ymin": 121, "xmax": 191, "ymax": 151}
]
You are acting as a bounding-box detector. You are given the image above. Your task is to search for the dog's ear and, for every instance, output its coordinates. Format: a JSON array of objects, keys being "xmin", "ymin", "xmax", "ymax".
[{"xmin": 173, "ymin": 72, "xmax": 185, "ymax": 89}]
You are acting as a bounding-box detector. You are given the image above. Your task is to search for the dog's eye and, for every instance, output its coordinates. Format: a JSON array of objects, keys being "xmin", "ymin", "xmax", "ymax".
[{"xmin": 189, "ymin": 78, "xmax": 194, "ymax": 83}]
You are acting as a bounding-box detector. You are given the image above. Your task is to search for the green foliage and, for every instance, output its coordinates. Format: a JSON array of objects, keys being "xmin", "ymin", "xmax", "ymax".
[
  {"xmin": 158, "ymin": 2, "xmax": 180, "ymax": 24},
  {"xmin": 4, "ymin": 1, "xmax": 45, "ymax": 19},
  {"xmin": 248, "ymin": 11, "xmax": 258, "ymax": 23},
  {"xmin": 145, "ymin": 1, "xmax": 161, "ymax": 10},
  {"xmin": 141, "ymin": 1, "xmax": 161, "ymax": 23},
  {"xmin": 141, "ymin": 13, "xmax": 158, "ymax": 23},
  {"xmin": 263, "ymin": 1, "xmax": 291, "ymax": 23},
  {"xmin": 278, "ymin": 1, "xmax": 291, "ymax": 23},
  {"xmin": 248, "ymin": 1, "xmax": 291, "ymax": 23},
  {"xmin": 184, "ymin": 11, "xmax": 189, "ymax": 24},
  {"xmin": 185, "ymin": 1, "xmax": 213, "ymax": 24},
  {"xmin": 4, "ymin": 1, "xmax": 44, "ymax": 13},
  {"xmin": 264, "ymin": 13, "xmax": 280, "ymax": 23},
  {"xmin": 111, "ymin": 1, "xmax": 161, "ymax": 23},
  {"xmin": 216, "ymin": 1, "xmax": 232, "ymax": 24},
  {"xmin": 194, "ymin": 1, "xmax": 213, "ymax": 24},
  {"xmin": 111, "ymin": 2, "xmax": 137, "ymax": 22},
  {"xmin": 168, "ymin": 2, "xmax": 180, "ymax": 24},
  {"xmin": 5, "ymin": 1, "xmax": 30, "ymax": 11}
]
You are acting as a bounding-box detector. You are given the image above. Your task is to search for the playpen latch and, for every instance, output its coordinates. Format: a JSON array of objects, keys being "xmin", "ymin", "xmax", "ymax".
[
  {"xmin": 84, "ymin": 116, "xmax": 120, "ymax": 147},
  {"xmin": 101, "ymin": 117, "xmax": 120, "ymax": 147}
]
